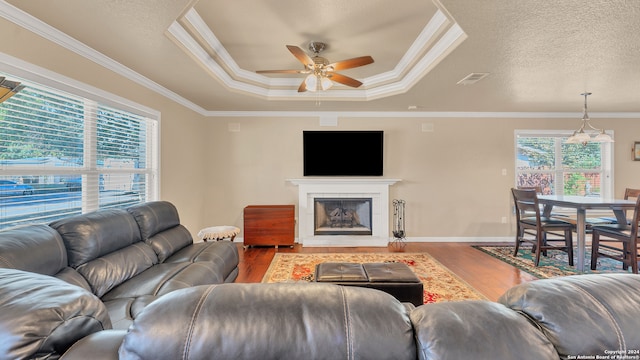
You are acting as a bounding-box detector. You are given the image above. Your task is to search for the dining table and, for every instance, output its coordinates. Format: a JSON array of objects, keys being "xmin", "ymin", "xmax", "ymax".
[{"xmin": 537, "ymin": 195, "xmax": 636, "ymax": 272}]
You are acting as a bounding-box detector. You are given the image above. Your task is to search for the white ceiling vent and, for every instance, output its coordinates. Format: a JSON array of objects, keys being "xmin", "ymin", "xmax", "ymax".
[{"xmin": 457, "ymin": 73, "xmax": 489, "ymax": 85}]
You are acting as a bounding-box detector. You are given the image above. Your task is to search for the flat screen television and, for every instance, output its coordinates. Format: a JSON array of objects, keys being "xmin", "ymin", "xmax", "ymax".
[{"xmin": 303, "ymin": 130, "xmax": 384, "ymax": 176}]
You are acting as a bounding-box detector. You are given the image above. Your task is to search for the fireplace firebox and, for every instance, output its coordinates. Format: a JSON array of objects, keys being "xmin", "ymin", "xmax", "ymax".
[{"xmin": 314, "ymin": 198, "xmax": 372, "ymax": 235}]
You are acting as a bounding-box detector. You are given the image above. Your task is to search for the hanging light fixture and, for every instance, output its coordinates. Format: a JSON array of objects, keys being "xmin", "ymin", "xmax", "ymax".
[
  {"xmin": 566, "ymin": 92, "xmax": 613, "ymax": 145},
  {"xmin": 0, "ymin": 77, "xmax": 25, "ymax": 103},
  {"xmin": 304, "ymin": 74, "xmax": 333, "ymax": 92},
  {"xmin": 320, "ymin": 76, "xmax": 333, "ymax": 91},
  {"xmin": 304, "ymin": 74, "xmax": 317, "ymax": 92}
]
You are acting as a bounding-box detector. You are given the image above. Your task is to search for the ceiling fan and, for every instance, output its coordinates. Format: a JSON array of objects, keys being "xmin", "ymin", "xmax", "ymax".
[{"xmin": 256, "ymin": 41, "xmax": 374, "ymax": 92}]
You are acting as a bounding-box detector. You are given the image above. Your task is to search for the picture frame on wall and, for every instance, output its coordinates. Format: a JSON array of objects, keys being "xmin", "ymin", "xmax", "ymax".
[{"xmin": 635, "ymin": 142, "xmax": 640, "ymax": 161}]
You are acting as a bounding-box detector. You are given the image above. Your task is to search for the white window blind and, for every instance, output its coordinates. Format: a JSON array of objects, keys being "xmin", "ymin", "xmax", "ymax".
[{"xmin": 0, "ymin": 73, "xmax": 158, "ymax": 229}]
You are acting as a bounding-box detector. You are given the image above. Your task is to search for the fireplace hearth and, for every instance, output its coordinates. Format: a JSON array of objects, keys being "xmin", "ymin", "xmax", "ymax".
[{"xmin": 314, "ymin": 198, "xmax": 372, "ymax": 235}]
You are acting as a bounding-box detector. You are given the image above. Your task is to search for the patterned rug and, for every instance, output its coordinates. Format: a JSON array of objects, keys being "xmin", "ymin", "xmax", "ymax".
[
  {"xmin": 474, "ymin": 245, "xmax": 630, "ymax": 279},
  {"xmin": 262, "ymin": 253, "xmax": 487, "ymax": 304}
]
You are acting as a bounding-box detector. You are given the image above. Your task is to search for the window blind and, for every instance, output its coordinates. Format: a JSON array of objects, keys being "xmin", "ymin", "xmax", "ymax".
[{"xmin": 0, "ymin": 73, "xmax": 158, "ymax": 230}]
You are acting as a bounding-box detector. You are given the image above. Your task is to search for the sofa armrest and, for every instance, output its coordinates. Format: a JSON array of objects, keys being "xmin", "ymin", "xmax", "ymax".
[
  {"xmin": 0, "ymin": 268, "xmax": 112, "ymax": 359},
  {"xmin": 410, "ymin": 300, "xmax": 557, "ymax": 360},
  {"xmin": 61, "ymin": 330, "xmax": 126, "ymax": 360},
  {"xmin": 499, "ymin": 273, "xmax": 640, "ymax": 358}
]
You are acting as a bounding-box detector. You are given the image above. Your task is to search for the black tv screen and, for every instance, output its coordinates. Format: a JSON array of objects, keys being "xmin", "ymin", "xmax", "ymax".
[{"xmin": 303, "ymin": 130, "xmax": 384, "ymax": 176}]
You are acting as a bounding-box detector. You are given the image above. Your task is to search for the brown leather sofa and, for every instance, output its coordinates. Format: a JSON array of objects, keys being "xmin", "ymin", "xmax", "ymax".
[
  {"xmin": 1, "ymin": 266, "xmax": 639, "ymax": 359},
  {"xmin": 0, "ymin": 201, "xmax": 239, "ymax": 331}
]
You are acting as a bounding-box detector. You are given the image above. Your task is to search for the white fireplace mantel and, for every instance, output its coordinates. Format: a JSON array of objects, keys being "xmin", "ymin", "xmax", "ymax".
[{"xmin": 287, "ymin": 178, "xmax": 401, "ymax": 247}]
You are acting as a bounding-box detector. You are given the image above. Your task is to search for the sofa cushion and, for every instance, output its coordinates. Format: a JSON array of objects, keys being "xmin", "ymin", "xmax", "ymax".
[
  {"xmin": 100, "ymin": 261, "xmax": 226, "ymax": 301},
  {"xmin": 410, "ymin": 300, "xmax": 557, "ymax": 360},
  {"xmin": 103, "ymin": 296, "xmax": 157, "ymax": 330},
  {"xmin": 119, "ymin": 283, "xmax": 416, "ymax": 360},
  {"xmin": 165, "ymin": 241, "xmax": 239, "ymax": 277},
  {"xmin": 145, "ymin": 224, "xmax": 193, "ymax": 263},
  {"xmin": 76, "ymin": 242, "xmax": 159, "ymax": 297},
  {"xmin": 55, "ymin": 266, "xmax": 93, "ymax": 292},
  {"xmin": 51, "ymin": 209, "xmax": 159, "ymax": 297},
  {"xmin": 50, "ymin": 209, "xmax": 146, "ymax": 267},
  {"xmin": 0, "ymin": 224, "xmax": 68, "ymax": 275},
  {"xmin": 499, "ymin": 273, "xmax": 640, "ymax": 358},
  {"xmin": 127, "ymin": 201, "xmax": 192, "ymax": 261},
  {"xmin": 127, "ymin": 201, "xmax": 181, "ymax": 239},
  {"xmin": 0, "ymin": 268, "xmax": 112, "ymax": 360}
]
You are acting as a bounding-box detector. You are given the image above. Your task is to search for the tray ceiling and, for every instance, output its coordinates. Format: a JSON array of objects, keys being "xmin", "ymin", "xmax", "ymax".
[{"xmin": 3, "ymin": 0, "xmax": 640, "ymax": 114}]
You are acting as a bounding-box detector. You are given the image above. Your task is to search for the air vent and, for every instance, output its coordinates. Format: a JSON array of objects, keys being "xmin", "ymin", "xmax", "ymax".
[{"xmin": 457, "ymin": 73, "xmax": 489, "ymax": 85}]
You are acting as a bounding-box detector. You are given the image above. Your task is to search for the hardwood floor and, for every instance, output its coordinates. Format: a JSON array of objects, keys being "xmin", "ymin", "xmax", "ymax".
[{"xmin": 233, "ymin": 242, "xmax": 539, "ymax": 302}]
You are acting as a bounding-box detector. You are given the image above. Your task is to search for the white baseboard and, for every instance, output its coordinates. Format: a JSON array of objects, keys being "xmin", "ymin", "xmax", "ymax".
[
  {"xmin": 401, "ymin": 237, "xmax": 512, "ymax": 243},
  {"xmin": 232, "ymin": 236, "xmax": 512, "ymax": 245}
]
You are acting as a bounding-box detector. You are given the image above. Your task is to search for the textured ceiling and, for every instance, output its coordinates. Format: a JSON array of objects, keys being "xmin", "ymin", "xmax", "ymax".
[{"xmin": 4, "ymin": 0, "xmax": 640, "ymax": 113}]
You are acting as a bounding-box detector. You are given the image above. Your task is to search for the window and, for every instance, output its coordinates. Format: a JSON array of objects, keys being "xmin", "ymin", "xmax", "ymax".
[
  {"xmin": 515, "ymin": 130, "xmax": 613, "ymax": 198},
  {"xmin": 0, "ymin": 72, "xmax": 159, "ymax": 230}
]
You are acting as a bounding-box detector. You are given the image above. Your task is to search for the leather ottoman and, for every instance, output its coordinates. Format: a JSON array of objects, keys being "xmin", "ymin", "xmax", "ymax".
[{"xmin": 315, "ymin": 262, "xmax": 424, "ymax": 306}]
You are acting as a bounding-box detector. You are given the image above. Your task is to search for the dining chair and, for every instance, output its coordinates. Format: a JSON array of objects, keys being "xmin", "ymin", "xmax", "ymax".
[
  {"xmin": 511, "ymin": 188, "xmax": 574, "ymax": 267},
  {"xmin": 595, "ymin": 188, "xmax": 640, "ymax": 225},
  {"xmin": 590, "ymin": 195, "xmax": 640, "ymax": 274},
  {"xmin": 516, "ymin": 185, "xmax": 568, "ymax": 219},
  {"xmin": 517, "ymin": 185, "xmax": 542, "ymax": 194}
]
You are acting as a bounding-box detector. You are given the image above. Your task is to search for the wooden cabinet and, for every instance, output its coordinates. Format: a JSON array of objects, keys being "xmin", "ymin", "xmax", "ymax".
[{"xmin": 243, "ymin": 205, "xmax": 295, "ymax": 248}]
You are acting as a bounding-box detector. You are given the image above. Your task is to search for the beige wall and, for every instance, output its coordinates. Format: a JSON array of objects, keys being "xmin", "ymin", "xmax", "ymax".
[
  {"xmin": 3, "ymin": 17, "xmax": 640, "ymax": 240},
  {"xmin": 204, "ymin": 116, "xmax": 640, "ymax": 240}
]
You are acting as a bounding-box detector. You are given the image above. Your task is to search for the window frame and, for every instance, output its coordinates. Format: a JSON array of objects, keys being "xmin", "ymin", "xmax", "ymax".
[
  {"xmin": 514, "ymin": 129, "xmax": 614, "ymax": 200},
  {"xmin": 0, "ymin": 54, "xmax": 160, "ymax": 227}
]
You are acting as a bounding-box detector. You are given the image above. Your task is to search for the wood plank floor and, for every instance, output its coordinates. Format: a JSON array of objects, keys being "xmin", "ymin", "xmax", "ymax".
[{"xmin": 233, "ymin": 242, "xmax": 539, "ymax": 302}]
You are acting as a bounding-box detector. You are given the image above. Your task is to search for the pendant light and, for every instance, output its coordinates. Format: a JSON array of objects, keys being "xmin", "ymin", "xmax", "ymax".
[{"xmin": 566, "ymin": 93, "xmax": 613, "ymax": 144}]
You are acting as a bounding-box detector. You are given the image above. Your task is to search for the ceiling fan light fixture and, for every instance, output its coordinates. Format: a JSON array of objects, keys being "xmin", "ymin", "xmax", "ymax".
[
  {"xmin": 256, "ymin": 43, "xmax": 373, "ymax": 93},
  {"xmin": 0, "ymin": 77, "xmax": 26, "ymax": 103},
  {"xmin": 305, "ymin": 74, "xmax": 317, "ymax": 92},
  {"xmin": 320, "ymin": 76, "xmax": 333, "ymax": 91}
]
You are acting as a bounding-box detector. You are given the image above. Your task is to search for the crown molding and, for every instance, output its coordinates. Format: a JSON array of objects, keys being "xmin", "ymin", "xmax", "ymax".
[
  {"xmin": 201, "ymin": 110, "xmax": 640, "ymax": 118},
  {"xmin": 0, "ymin": 51, "xmax": 160, "ymax": 118},
  {"xmin": 0, "ymin": 1, "xmax": 208, "ymax": 115},
  {"xmin": 365, "ymin": 10, "xmax": 450, "ymax": 86}
]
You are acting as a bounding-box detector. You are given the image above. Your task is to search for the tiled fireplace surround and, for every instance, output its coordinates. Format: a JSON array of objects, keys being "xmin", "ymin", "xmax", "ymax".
[{"xmin": 287, "ymin": 178, "xmax": 401, "ymax": 247}]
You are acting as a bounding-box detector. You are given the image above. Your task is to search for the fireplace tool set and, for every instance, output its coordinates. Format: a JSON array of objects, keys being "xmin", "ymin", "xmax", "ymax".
[{"xmin": 392, "ymin": 199, "xmax": 406, "ymax": 247}]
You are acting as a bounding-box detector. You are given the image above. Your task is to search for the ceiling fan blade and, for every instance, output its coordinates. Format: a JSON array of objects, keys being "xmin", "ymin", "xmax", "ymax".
[
  {"xmin": 297, "ymin": 79, "xmax": 308, "ymax": 92},
  {"xmin": 286, "ymin": 45, "xmax": 314, "ymax": 68},
  {"xmin": 256, "ymin": 69, "xmax": 307, "ymax": 74},
  {"xmin": 328, "ymin": 73, "xmax": 363, "ymax": 88},
  {"xmin": 328, "ymin": 56, "xmax": 374, "ymax": 71}
]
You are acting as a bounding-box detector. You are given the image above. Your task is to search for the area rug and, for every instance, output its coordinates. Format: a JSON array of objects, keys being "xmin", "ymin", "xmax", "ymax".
[
  {"xmin": 262, "ymin": 253, "xmax": 487, "ymax": 304},
  {"xmin": 474, "ymin": 245, "xmax": 630, "ymax": 279}
]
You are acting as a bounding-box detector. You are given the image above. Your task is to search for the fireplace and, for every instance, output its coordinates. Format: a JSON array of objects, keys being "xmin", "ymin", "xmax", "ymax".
[
  {"xmin": 287, "ymin": 178, "xmax": 401, "ymax": 247},
  {"xmin": 314, "ymin": 198, "xmax": 373, "ymax": 235}
]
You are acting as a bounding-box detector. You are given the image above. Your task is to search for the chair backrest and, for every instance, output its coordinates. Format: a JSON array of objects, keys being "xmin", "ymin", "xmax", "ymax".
[
  {"xmin": 511, "ymin": 188, "xmax": 541, "ymax": 224},
  {"xmin": 629, "ymin": 195, "xmax": 640, "ymax": 239},
  {"xmin": 618, "ymin": 188, "xmax": 640, "ymax": 219},
  {"xmin": 624, "ymin": 188, "xmax": 640, "ymax": 200},
  {"xmin": 517, "ymin": 185, "xmax": 542, "ymax": 194}
]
